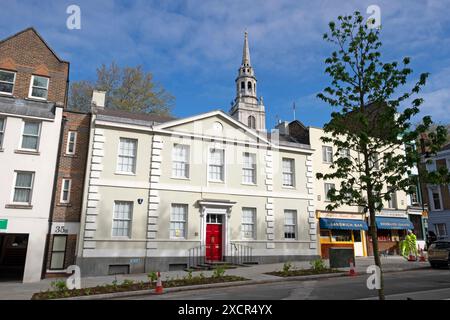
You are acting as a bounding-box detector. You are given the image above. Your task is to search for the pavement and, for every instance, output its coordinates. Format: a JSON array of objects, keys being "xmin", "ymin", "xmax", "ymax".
[{"xmin": 0, "ymin": 256, "xmax": 431, "ymax": 300}]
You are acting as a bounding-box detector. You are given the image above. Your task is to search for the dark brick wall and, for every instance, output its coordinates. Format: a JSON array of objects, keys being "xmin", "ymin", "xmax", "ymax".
[
  {"xmin": 0, "ymin": 28, "xmax": 69, "ymax": 106},
  {"xmin": 44, "ymin": 111, "xmax": 90, "ymax": 274},
  {"xmin": 52, "ymin": 111, "xmax": 91, "ymax": 223}
]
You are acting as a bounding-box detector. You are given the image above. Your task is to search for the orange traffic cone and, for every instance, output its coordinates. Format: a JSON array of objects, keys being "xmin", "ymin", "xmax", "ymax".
[
  {"xmin": 348, "ymin": 258, "xmax": 357, "ymax": 276},
  {"xmin": 419, "ymin": 247, "xmax": 426, "ymax": 262},
  {"xmin": 407, "ymin": 252, "xmax": 416, "ymax": 262},
  {"xmin": 155, "ymin": 271, "xmax": 163, "ymax": 294}
]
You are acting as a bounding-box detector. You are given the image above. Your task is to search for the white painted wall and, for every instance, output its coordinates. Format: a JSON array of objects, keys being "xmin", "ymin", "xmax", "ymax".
[{"xmin": 0, "ymin": 108, "xmax": 63, "ymax": 282}]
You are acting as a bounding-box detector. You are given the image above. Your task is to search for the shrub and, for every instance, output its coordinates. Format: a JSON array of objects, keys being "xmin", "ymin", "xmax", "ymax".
[
  {"xmin": 121, "ymin": 279, "xmax": 135, "ymax": 286},
  {"xmin": 310, "ymin": 259, "xmax": 326, "ymax": 272},
  {"xmin": 51, "ymin": 280, "xmax": 68, "ymax": 292},
  {"xmin": 147, "ymin": 271, "xmax": 157, "ymax": 283},
  {"xmin": 186, "ymin": 269, "xmax": 193, "ymax": 281},
  {"xmin": 282, "ymin": 261, "xmax": 293, "ymax": 274},
  {"xmin": 213, "ymin": 265, "xmax": 226, "ymax": 278}
]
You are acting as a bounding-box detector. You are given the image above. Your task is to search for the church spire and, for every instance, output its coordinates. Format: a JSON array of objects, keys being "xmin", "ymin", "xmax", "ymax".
[
  {"xmin": 229, "ymin": 31, "xmax": 266, "ymax": 131},
  {"xmin": 242, "ymin": 31, "xmax": 251, "ymax": 67}
]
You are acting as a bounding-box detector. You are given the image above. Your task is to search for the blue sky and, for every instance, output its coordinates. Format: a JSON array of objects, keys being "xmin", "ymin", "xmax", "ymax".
[{"xmin": 2, "ymin": 0, "xmax": 450, "ymax": 128}]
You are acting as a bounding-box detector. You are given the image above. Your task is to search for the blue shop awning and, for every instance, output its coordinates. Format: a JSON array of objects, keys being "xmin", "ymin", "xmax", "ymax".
[
  {"xmin": 320, "ymin": 218, "xmax": 368, "ymax": 231},
  {"xmin": 375, "ymin": 217, "xmax": 414, "ymax": 230}
]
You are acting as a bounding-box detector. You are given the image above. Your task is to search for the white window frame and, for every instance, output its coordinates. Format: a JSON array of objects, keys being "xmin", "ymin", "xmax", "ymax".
[
  {"xmin": 242, "ymin": 152, "xmax": 257, "ymax": 185},
  {"xmin": 428, "ymin": 185, "xmax": 443, "ymax": 211},
  {"xmin": 282, "ymin": 158, "xmax": 295, "ymax": 187},
  {"xmin": 60, "ymin": 179, "xmax": 72, "ymax": 204},
  {"xmin": 324, "ymin": 183, "xmax": 335, "ymax": 202},
  {"xmin": 19, "ymin": 121, "xmax": 41, "ymax": 151},
  {"xmin": 208, "ymin": 147, "xmax": 225, "ymax": 182},
  {"xmin": 172, "ymin": 144, "xmax": 190, "ymax": 179},
  {"xmin": 322, "ymin": 146, "xmax": 333, "ymax": 163},
  {"xmin": 170, "ymin": 204, "xmax": 188, "ymax": 239},
  {"xmin": 435, "ymin": 223, "xmax": 448, "ymax": 238},
  {"xmin": 241, "ymin": 208, "xmax": 256, "ymax": 240},
  {"xmin": 66, "ymin": 131, "xmax": 77, "ymax": 155},
  {"xmin": 369, "ymin": 153, "xmax": 380, "ymax": 170},
  {"xmin": 112, "ymin": 201, "xmax": 133, "ymax": 238},
  {"xmin": 0, "ymin": 69, "xmax": 16, "ymax": 95},
  {"xmin": 11, "ymin": 171, "xmax": 35, "ymax": 205},
  {"xmin": 387, "ymin": 189, "xmax": 397, "ymax": 209},
  {"xmin": 284, "ymin": 210, "xmax": 297, "ymax": 240},
  {"xmin": 339, "ymin": 148, "xmax": 350, "ymax": 158},
  {"xmin": 28, "ymin": 75, "xmax": 49, "ymax": 100},
  {"xmin": 116, "ymin": 138, "xmax": 137, "ymax": 174},
  {"xmin": 0, "ymin": 117, "xmax": 5, "ymax": 149}
]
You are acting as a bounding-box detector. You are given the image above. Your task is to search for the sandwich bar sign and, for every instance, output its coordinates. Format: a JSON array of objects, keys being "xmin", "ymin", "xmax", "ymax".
[{"xmin": 0, "ymin": 219, "xmax": 8, "ymax": 232}]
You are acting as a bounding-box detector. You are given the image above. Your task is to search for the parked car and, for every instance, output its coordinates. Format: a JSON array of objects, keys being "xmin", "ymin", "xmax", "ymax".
[{"xmin": 428, "ymin": 240, "xmax": 450, "ymax": 268}]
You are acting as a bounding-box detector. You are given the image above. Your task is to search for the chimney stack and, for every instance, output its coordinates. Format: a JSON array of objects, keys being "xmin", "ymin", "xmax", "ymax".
[
  {"xmin": 275, "ymin": 121, "xmax": 289, "ymax": 136},
  {"xmin": 91, "ymin": 90, "xmax": 106, "ymax": 111}
]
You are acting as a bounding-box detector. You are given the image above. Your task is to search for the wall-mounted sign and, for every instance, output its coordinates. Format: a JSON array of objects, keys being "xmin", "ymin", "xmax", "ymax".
[
  {"xmin": 318, "ymin": 211, "xmax": 365, "ymax": 220},
  {"xmin": 50, "ymin": 222, "xmax": 80, "ymax": 235},
  {"xmin": 376, "ymin": 209, "xmax": 408, "ymax": 219},
  {"xmin": 0, "ymin": 219, "xmax": 8, "ymax": 232}
]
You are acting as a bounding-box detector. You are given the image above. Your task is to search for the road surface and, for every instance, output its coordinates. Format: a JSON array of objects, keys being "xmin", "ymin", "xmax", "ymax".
[{"xmin": 115, "ymin": 268, "xmax": 450, "ymax": 300}]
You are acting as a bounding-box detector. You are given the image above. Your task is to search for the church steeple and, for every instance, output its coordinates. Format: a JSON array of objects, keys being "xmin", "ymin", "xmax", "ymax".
[
  {"xmin": 230, "ymin": 32, "xmax": 266, "ymax": 131},
  {"xmin": 242, "ymin": 31, "xmax": 251, "ymax": 67}
]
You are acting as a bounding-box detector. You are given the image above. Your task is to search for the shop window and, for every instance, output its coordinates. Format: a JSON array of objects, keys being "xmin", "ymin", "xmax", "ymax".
[
  {"xmin": 353, "ymin": 230, "xmax": 362, "ymax": 242},
  {"xmin": 377, "ymin": 230, "xmax": 392, "ymax": 242},
  {"xmin": 330, "ymin": 230, "xmax": 352, "ymax": 242},
  {"xmin": 320, "ymin": 230, "xmax": 331, "ymax": 241}
]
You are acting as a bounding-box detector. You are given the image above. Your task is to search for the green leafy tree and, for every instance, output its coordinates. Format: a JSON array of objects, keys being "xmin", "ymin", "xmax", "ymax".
[
  {"xmin": 68, "ymin": 61, "xmax": 174, "ymax": 115},
  {"xmin": 317, "ymin": 12, "xmax": 447, "ymax": 300}
]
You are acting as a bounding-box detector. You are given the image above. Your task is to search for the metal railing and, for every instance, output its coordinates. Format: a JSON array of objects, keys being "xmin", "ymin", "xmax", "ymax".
[
  {"xmin": 188, "ymin": 244, "xmax": 206, "ymax": 269},
  {"xmin": 226, "ymin": 242, "xmax": 253, "ymax": 265}
]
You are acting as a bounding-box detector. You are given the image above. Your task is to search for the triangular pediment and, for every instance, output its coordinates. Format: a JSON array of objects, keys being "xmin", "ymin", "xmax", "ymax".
[{"xmin": 154, "ymin": 110, "xmax": 271, "ymax": 145}]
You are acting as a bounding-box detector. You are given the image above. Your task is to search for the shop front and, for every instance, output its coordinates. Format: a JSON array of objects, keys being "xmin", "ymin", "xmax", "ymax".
[
  {"xmin": 318, "ymin": 211, "xmax": 368, "ymax": 259},
  {"xmin": 407, "ymin": 206, "xmax": 427, "ymax": 250},
  {"xmin": 367, "ymin": 211, "xmax": 414, "ymax": 256}
]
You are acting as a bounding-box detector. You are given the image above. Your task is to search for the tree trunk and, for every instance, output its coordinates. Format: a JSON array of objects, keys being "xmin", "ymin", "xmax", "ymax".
[{"xmin": 368, "ymin": 209, "xmax": 385, "ymax": 300}]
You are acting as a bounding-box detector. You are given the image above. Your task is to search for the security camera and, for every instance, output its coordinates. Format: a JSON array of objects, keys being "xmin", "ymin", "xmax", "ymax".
[{"xmin": 137, "ymin": 198, "xmax": 144, "ymax": 205}]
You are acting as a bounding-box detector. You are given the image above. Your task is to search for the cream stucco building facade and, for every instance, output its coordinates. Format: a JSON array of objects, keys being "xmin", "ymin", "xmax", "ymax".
[{"xmin": 76, "ymin": 34, "xmax": 318, "ymax": 276}]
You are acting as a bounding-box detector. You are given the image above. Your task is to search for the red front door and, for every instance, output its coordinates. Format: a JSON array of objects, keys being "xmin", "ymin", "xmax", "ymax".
[{"xmin": 206, "ymin": 224, "xmax": 222, "ymax": 261}]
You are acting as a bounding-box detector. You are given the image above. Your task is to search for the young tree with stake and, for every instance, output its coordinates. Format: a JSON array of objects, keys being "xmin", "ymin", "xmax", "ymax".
[{"xmin": 317, "ymin": 12, "xmax": 447, "ymax": 300}]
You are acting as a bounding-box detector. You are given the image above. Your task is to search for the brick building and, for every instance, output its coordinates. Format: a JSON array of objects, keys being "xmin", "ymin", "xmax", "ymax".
[
  {"xmin": 0, "ymin": 28, "xmax": 69, "ymax": 282},
  {"xmin": 44, "ymin": 110, "xmax": 91, "ymax": 277}
]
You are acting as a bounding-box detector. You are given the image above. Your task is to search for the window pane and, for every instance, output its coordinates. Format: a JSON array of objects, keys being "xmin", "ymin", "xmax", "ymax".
[
  {"xmin": 16, "ymin": 172, "xmax": 32, "ymax": 187},
  {"xmin": 170, "ymin": 204, "xmax": 187, "ymax": 238},
  {"xmin": 24, "ymin": 122, "xmax": 40, "ymax": 135},
  {"xmin": 112, "ymin": 202, "xmax": 132, "ymax": 237},
  {"xmin": 22, "ymin": 136, "xmax": 38, "ymax": 150},
  {"xmin": 0, "ymin": 83, "xmax": 13, "ymax": 93},
  {"xmin": 33, "ymin": 76, "xmax": 49, "ymax": 88},
  {"xmin": 0, "ymin": 118, "xmax": 4, "ymax": 131},
  {"xmin": 14, "ymin": 189, "xmax": 30, "ymax": 203},
  {"xmin": 52, "ymin": 236, "xmax": 67, "ymax": 251},
  {"xmin": 117, "ymin": 138, "xmax": 137, "ymax": 173},
  {"xmin": 50, "ymin": 252, "xmax": 65, "ymax": 269},
  {"xmin": 0, "ymin": 71, "xmax": 15, "ymax": 82},
  {"xmin": 31, "ymin": 87, "xmax": 48, "ymax": 99}
]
